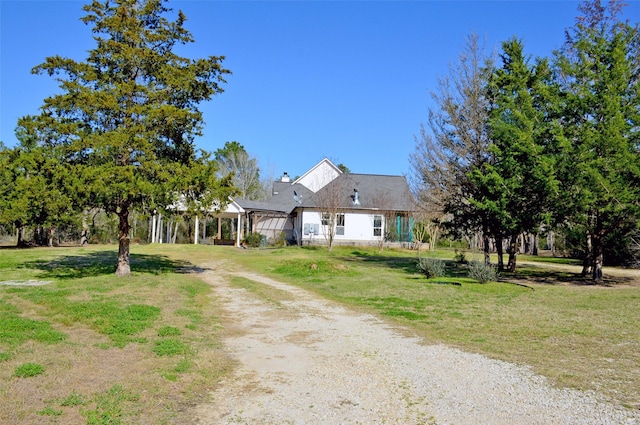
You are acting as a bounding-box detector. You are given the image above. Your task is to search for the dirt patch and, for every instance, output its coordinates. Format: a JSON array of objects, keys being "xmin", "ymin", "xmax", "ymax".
[{"xmin": 0, "ymin": 280, "xmax": 53, "ymax": 286}]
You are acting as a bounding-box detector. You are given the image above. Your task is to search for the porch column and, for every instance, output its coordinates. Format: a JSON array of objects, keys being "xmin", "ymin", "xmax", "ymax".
[
  {"xmin": 151, "ymin": 214, "xmax": 157, "ymax": 243},
  {"xmin": 236, "ymin": 213, "xmax": 242, "ymax": 247},
  {"xmin": 194, "ymin": 215, "xmax": 199, "ymax": 245}
]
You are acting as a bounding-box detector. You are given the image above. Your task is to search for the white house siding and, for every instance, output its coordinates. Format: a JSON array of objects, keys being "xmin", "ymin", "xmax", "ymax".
[
  {"xmin": 296, "ymin": 160, "xmax": 341, "ymax": 193},
  {"xmin": 298, "ymin": 210, "xmax": 383, "ymax": 244}
]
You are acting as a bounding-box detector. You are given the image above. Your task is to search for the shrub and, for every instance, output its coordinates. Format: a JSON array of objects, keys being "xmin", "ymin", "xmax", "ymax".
[
  {"xmin": 243, "ymin": 232, "xmax": 263, "ymax": 248},
  {"xmin": 454, "ymin": 249, "xmax": 467, "ymax": 264},
  {"xmin": 417, "ymin": 257, "xmax": 446, "ymax": 279},
  {"xmin": 269, "ymin": 232, "xmax": 287, "ymax": 248},
  {"xmin": 468, "ymin": 261, "xmax": 498, "ymax": 284}
]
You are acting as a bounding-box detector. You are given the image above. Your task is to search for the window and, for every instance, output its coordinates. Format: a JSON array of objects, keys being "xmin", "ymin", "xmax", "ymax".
[
  {"xmin": 321, "ymin": 213, "xmax": 330, "ymax": 226},
  {"xmin": 373, "ymin": 215, "xmax": 382, "ymax": 237},
  {"xmin": 336, "ymin": 214, "xmax": 345, "ymax": 236}
]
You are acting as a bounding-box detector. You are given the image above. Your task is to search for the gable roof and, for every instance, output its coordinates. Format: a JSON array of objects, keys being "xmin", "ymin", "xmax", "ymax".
[
  {"xmin": 234, "ymin": 158, "xmax": 415, "ymax": 214},
  {"xmin": 310, "ymin": 173, "xmax": 414, "ymax": 211},
  {"xmin": 292, "ymin": 158, "xmax": 342, "ymax": 193}
]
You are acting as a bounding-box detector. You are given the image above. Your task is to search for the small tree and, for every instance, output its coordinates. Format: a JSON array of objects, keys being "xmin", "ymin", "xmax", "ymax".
[
  {"xmin": 214, "ymin": 141, "xmax": 264, "ymax": 200},
  {"xmin": 315, "ymin": 176, "xmax": 343, "ymax": 252}
]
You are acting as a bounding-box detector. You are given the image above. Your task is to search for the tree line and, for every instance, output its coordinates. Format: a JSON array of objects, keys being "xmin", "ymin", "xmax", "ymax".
[{"xmin": 409, "ymin": 0, "xmax": 640, "ymax": 281}]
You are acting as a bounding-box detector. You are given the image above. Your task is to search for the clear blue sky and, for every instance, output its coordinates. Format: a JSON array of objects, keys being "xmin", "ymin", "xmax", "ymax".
[{"xmin": 2, "ymin": 1, "xmax": 639, "ymax": 180}]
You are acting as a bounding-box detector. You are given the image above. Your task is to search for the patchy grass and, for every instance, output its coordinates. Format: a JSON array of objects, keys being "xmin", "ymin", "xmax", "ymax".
[
  {"xmin": 84, "ymin": 384, "xmax": 139, "ymax": 425},
  {"xmin": 152, "ymin": 338, "xmax": 190, "ymax": 357},
  {"xmin": 222, "ymin": 245, "xmax": 640, "ymax": 411},
  {"xmin": 14, "ymin": 362, "xmax": 45, "ymax": 378},
  {"xmin": 228, "ymin": 276, "xmax": 297, "ymax": 307},
  {"xmin": 2, "ymin": 242, "xmax": 639, "ymax": 421},
  {"xmin": 0, "ymin": 244, "xmax": 232, "ymax": 424}
]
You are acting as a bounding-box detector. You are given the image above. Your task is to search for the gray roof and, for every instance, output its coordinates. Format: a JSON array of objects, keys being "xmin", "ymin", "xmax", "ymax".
[
  {"xmin": 236, "ymin": 173, "xmax": 414, "ymax": 214},
  {"xmin": 311, "ymin": 173, "xmax": 415, "ymax": 211}
]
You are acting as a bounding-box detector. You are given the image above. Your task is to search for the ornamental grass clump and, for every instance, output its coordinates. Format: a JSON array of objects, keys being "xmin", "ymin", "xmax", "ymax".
[
  {"xmin": 417, "ymin": 257, "xmax": 446, "ymax": 279},
  {"xmin": 468, "ymin": 261, "xmax": 498, "ymax": 284}
]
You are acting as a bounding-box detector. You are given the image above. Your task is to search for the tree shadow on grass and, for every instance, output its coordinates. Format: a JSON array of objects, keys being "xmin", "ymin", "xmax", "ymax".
[
  {"xmin": 499, "ymin": 266, "xmax": 637, "ymax": 287},
  {"xmin": 347, "ymin": 250, "xmax": 420, "ymax": 274},
  {"xmin": 21, "ymin": 250, "xmax": 207, "ymax": 280}
]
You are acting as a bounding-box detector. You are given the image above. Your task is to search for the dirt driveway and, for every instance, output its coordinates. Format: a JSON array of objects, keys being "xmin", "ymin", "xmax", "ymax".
[{"xmin": 194, "ymin": 261, "xmax": 639, "ymax": 425}]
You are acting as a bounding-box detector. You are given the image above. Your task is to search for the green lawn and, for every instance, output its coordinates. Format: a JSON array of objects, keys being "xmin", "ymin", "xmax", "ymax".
[{"xmin": 1, "ymin": 243, "xmax": 638, "ymax": 423}]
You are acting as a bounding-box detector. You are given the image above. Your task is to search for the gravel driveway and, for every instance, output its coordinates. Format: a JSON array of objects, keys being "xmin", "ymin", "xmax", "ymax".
[{"xmin": 194, "ymin": 263, "xmax": 639, "ymax": 425}]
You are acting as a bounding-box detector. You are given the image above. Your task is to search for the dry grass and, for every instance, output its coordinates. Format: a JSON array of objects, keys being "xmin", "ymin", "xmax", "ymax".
[
  {"xmin": 0, "ymin": 244, "xmax": 233, "ymax": 424},
  {"xmin": 2, "ymin": 243, "xmax": 639, "ymax": 422},
  {"xmin": 220, "ymin": 245, "xmax": 640, "ymax": 411}
]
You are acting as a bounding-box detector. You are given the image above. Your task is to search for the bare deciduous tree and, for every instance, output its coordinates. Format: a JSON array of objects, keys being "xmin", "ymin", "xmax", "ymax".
[
  {"xmin": 409, "ymin": 32, "xmax": 494, "ymax": 264},
  {"xmin": 314, "ymin": 174, "xmax": 344, "ymax": 252}
]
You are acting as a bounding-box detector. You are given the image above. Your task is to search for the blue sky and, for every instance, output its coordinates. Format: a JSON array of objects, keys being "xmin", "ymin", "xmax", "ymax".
[{"xmin": 2, "ymin": 1, "xmax": 639, "ymax": 180}]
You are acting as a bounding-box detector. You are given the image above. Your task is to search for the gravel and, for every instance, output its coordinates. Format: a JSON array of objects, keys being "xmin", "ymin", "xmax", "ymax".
[{"xmin": 195, "ymin": 266, "xmax": 639, "ymax": 425}]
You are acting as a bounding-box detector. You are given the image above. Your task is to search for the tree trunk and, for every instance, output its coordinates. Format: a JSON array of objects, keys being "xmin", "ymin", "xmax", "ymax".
[
  {"xmin": 495, "ymin": 236, "xmax": 505, "ymax": 271},
  {"xmin": 532, "ymin": 234, "xmax": 539, "ymax": 256},
  {"xmin": 507, "ymin": 234, "xmax": 518, "ymax": 272},
  {"xmin": 581, "ymin": 232, "xmax": 592, "ymax": 277},
  {"xmin": 81, "ymin": 211, "xmax": 89, "ymax": 245},
  {"xmin": 16, "ymin": 226, "xmax": 23, "ymax": 247},
  {"xmin": 483, "ymin": 232, "xmax": 491, "ymax": 265},
  {"xmin": 48, "ymin": 227, "xmax": 55, "ymax": 247},
  {"xmin": 592, "ymin": 235, "xmax": 604, "ymax": 282},
  {"xmin": 172, "ymin": 220, "xmax": 179, "ymax": 244},
  {"xmin": 115, "ymin": 209, "xmax": 131, "ymax": 276}
]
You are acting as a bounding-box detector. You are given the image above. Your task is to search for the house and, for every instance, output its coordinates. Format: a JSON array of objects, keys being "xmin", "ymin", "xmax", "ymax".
[{"xmin": 229, "ymin": 158, "xmax": 416, "ymax": 247}]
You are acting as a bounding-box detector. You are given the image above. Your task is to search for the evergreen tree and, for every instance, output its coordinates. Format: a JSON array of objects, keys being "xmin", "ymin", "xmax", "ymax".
[
  {"xmin": 553, "ymin": 0, "xmax": 640, "ymax": 280},
  {"xmin": 18, "ymin": 0, "xmax": 233, "ymax": 274},
  {"xmin": 0, "ymin": 140, "xmax": 78, "ymax": 247},
  {"xmin": 469, "ymin": 38, "xmax": 557, "ymax": 271}
]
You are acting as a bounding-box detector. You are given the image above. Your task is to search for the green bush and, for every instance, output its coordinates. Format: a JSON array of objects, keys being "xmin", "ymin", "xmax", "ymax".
[
  {"xmin": 417, "ymin": 257, "xmax": 446, "ymax": 279},
  {"xmin": 468, "ymin": 261, "xmax": 498, "ymax": 284},
  {"xmin": 454, "ymin": 249, "xmax": 467, "ymax": 264},
  {"xmin": 243, "ymin": 232, "xmax": 263, "ymax": 248}
]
